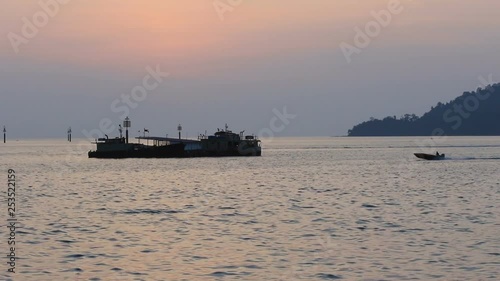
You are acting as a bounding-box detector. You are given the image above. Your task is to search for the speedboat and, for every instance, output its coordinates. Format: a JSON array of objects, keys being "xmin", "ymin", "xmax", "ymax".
[{"xmin": 414, "ymin": 153, "xmax": 445, "ymax": 160}]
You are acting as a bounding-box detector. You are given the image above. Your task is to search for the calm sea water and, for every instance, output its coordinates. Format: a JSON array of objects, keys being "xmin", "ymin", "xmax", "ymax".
[{"xmin": 1, "ymin": 137, "xmax": 499, "ymax": 281}]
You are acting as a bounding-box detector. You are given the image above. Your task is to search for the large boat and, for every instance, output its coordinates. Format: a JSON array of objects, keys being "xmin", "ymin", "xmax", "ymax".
[{"xmin": 88, "ymin": 124, "xmax": 261, "ymax": 159}]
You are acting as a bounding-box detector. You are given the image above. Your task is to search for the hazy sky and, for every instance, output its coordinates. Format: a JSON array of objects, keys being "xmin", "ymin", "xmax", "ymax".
[{"xmin": 1, "ymin": 0, "xmax": 499, "ymax": 138}]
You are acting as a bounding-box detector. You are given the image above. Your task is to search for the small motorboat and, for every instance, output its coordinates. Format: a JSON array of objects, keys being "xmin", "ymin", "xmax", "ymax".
[{"xmin": 414, "ymin": 153, "xmax": 445, "ymax": 160}]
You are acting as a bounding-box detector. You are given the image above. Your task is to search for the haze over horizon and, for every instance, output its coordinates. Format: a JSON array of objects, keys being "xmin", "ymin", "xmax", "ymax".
[{"xmin": 1, "ymin": 0, "xmax": 499, "ymax": 139}]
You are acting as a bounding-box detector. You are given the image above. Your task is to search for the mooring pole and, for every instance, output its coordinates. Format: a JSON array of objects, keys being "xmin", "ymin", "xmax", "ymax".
[{"xmin": 3, "ymin": 126, "xmax": 6, "ymax": 143}]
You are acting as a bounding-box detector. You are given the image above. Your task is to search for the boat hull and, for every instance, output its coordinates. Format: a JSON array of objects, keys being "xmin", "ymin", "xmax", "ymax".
[
  {"xmin": 88, "ymin": 143, "xmax": 186, "ymax": 159},
  {"xmin": 88, "ymin": 144, "xmax": 261, "ymax": 159},
  {"xmin": 414, "ymin": 153, "xmax": 445, "ymax": 160}
]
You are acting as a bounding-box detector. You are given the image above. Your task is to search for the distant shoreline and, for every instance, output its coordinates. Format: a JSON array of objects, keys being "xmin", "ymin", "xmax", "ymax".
[{"xmin": 347, "ymin": 83, "xmax": 500, "ymax": 137}]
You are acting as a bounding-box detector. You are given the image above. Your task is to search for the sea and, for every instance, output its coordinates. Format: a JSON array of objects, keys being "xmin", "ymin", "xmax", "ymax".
[{"xmin": 1, "ymin": 136, "xmax": 499, "ymax": 281}]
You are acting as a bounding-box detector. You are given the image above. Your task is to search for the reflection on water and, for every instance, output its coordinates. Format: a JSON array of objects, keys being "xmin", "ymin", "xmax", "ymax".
[{"xmin": 1, "ymin": 137, "xmax": 499, "ymax": 280}]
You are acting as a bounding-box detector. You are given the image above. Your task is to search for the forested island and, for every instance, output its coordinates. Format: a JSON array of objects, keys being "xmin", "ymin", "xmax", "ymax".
[{"xmin": 348, "ymin": 83, "xmax": 500, "ymax": 136}]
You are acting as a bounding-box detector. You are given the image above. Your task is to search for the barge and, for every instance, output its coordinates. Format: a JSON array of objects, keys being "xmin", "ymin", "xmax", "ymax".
[{"xmin": 88, "ymin": 120, "xmax": 261, "ymax": 158}]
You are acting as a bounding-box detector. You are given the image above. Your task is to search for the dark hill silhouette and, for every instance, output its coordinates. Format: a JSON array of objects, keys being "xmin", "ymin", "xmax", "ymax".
[{"xmin": 348, "ymin": 83, "xmax": 500, "ymax": 136}]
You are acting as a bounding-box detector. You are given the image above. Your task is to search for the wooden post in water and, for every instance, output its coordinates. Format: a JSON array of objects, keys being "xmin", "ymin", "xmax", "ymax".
[{"xmin": 3, "ymin": 126, "xmax": 6, "ymax": 143}]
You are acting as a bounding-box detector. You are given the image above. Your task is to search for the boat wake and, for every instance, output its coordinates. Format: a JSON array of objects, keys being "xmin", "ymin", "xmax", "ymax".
[{"xmin": 444, "ymin": 157, "xmax": 500, "ymax": 161}]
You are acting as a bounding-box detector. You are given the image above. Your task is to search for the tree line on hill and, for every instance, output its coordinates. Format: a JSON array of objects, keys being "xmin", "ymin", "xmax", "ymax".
[{"xmin": 348, "ymin": 83, "xmax": 500, "ymax": 136}]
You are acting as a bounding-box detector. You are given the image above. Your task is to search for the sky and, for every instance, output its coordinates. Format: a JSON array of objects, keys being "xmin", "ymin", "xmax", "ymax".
[{"xmin": 1, "ymin": 0, "xmax": 499, "ymax": 138}]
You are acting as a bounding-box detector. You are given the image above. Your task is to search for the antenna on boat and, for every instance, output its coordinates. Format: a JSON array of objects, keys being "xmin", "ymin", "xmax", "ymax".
[
  {"xmin": 178, "ymin": 124, "xmax": 182, "ymax": 140},
  {"xmin": 118, "ymin": 124, "xmax": 123, "ymax": 139},
  {"xmin": 123, "ymin": 117, "xmax": 131, "ymax": 144}
]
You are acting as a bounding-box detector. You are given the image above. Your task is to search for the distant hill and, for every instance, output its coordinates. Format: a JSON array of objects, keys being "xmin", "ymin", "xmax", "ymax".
[{"xmin": 348, "ymin": 83, "xmax": 500, "ymax": 136}]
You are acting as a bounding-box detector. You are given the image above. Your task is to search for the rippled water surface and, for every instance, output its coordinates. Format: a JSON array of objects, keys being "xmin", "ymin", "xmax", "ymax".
[{"xmin": 1, "ymin": 137, "xmax": 499, "ymax": 280}]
